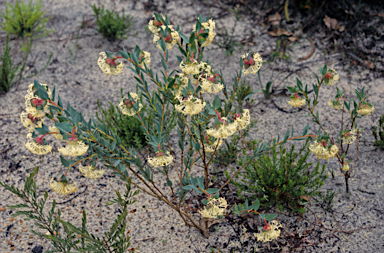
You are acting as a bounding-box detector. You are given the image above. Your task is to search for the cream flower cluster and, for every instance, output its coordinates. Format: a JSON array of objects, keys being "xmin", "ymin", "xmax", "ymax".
[
  {"xmin": 199, "ymin": 197, "xmax": 228, "ymax": 219},
  {"xmin": 327, "ymin": 98, "xmax": 344, "ymax": 110},
  {"xmin": 254, "ymin": 220, "xmax": 282, "ymax": 242},
  {"xmin": 153, "ymin": 27, "xmax": 180, "ymax": 51},
  {"xmin": 49, "ymin": 125, "xmax": 63, "ymax": 140},
  {"xmin": 138, "ymin": 51, "xmax": 151, "ymax": 69},
  {"xmin": 79, "ymin": 164, "xmax": 104, "ymax": 179},
  {"xmin": 58, "ymin": 140, "xmax": 89, "ymax": 157},
  {"xmin": 199, "ymin": 73, "xmax": 224, "ymax": 94},
  {"xmin": 199, "ymin": 138, "xmax": 223, "ymax": 153},
  {"xmin": 357, "ymin": 104, "xmax": 375, "ymax": 116},
  {"xmin": 97, "ymin": 52, "xmax": 123, "ymax": 75},
  {"xmin": 49, "ymin": 178, "xmax": 78, "ymax": 195},
  {"xmin": 147, "ymin": 14, "xmax": 166, "ymax": 34},
  {"xmin": 148, "ymin": 151, "xmax": 173, "ymax": 167},
  {"xmin": 24, "ymin": 83, "xmax": 51, "ymax": 119},
  {"xmin": 179, "ymin": 61, "xmax": 205, "ymax": 75},
  {"xmin": 206, "ymin": 118, "xmax": 238, "ymax": 139},
  {"xmin": 20, "ymin": 112, "xmax": 44, "ymax": 132},
  {"xmin": 287, "ymin": 97, "xmax": 306, "ymax": 108},
  {"xmin": 234, "ymin": 109, "xmax": 251, "ymax": 130},
  {"xmin": 342, "ymin": 128, "xmax": 361, "ymax": 145},
  {"xmin": 325, "ymin": 69, "xmax": 339, "ymax": 86},
  {"xmin": 25, "ymin": 133, "xmax": 52, "ymax": 155},
  {"xmin": 241, "ymin": 53, "xmax": 263, "ymax": 75},
  {"xmin": 118, "ymin": 93, "xmax": 142, "ymax": 116},
  {"xmin": 309, "ymin": 141, "xmax": 339, "ymax": 161},
  {"xmin": 175, "ymin": 95, "xmax": 206, "ymax": 116},
  {"xmin": 193, "ymin": 19, "xmax": 216, "ymax": 47}
]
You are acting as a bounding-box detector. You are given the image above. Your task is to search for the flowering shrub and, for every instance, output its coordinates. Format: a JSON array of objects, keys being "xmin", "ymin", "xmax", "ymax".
[{"xmin": 1, "ymin": 12, "xmax": 376, "ymax": 250}]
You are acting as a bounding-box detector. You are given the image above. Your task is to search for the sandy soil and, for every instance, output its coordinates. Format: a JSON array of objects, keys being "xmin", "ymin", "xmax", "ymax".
[{"xmin": 1, "ymin": 0, "xmax": 384, "ymax": 252}]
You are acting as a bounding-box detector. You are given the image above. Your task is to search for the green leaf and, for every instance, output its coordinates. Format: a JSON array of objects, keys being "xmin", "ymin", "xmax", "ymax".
[
  {"xmin": 213, "ymin": 95, "xmax": 221, "ymax": 109},
  {"xmin": 264, "ymin": 214, "xmax": 278, "ymax": 221},
  {"xmin": 34, "ymin": 88, "xmax": 49, "ymax": 100},
  {"xmin": 55, "ymin": 122, "xmax": 73, "ymax": 133},
  {"xmin": 243, "ymin": 89, "xmax": 262, "ymax": 101},
  {"xmin": 60, "ymin": 156, "xmax": 70, "ymax": 167}
]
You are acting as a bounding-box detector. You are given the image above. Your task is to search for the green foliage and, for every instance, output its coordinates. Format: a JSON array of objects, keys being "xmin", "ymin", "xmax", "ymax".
[
  {"xmin": 92, "ymin": 5, "xmax": 134, "ymax": 41},
  {"xmin": 235, "ymin": 79, "xmax": 254, "ymax": 109},
  {"xmin": 372, "ymin": 114, "xmax": 384, "ymax": 149},
  {"xmin": 0, "ymin": 0, "xmax": 52, "ymax": 38},
  {"xmin": 228, "ymin": 138, "xmax": 327, "ymax": 213},
  {"xmin": 0, "ymin": 34, "xmax": 52, "ymax": 93},
  {"xmin": 95, "ymin": 98, "xmax": 152, "ymax": 150},
  {"xmin": 0, "ymin": 167, "xmax": 139, "ymax": 252},
  {"xmin": 212, "ymin": 120, "xmax": 260, "ymax": 168},
  {"xmin": 0, "ymin": 35, "xmax": 19, "ymax": 93}
]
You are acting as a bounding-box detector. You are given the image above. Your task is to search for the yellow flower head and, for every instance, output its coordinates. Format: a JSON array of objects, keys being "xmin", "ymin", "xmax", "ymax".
[
  {"xmin": 25, "ymin": 83, "xmax": 52, "ymax": 101},
  {"xmin": 287, "ymin": 93, "xmax": 306, "ymax": 108},
  {"xmin": 206, "ymin": 118, "xmax": 238, "ymax": 139},
  {"xmin": 199, "ymin": 197, "xmax": 227, "ymax": 219},
  {"xmin": 309, "ymin": 140, "xmax": 338, "ymax": 161},
  {"xmin": 138, "ymin": 51, "xmax": 151, "ymax": 69},
  {"xmin": 357, "ymin": 103, "xmax": 375, "ymax": 116},
  {"xmin": 199, "ymin": 72, "xmax": 224, "ymax": 94},
  {"xmin": 49, "ymin": 178, "xmax": 78, "ymax": 195},
  {"xmin": 234, "ymin": 109, "xmax": 251, "ymax": 130},
  {"xmin": 153, "ymin": 27, "xmax": 180, "ymax": 51},
  {"xmin": 324, "ymin": 69, "xmax": 339, "ymax": 86},
  {"xmin": 241, "ymin": 53, "xmax": 263, "ymax": 75},
  {"xmin": 148, "ymin": 151, "xmax": 173, "ymax": 167},
  {"xmin": 97, "ymin": 52, "xmax": 123, "ymax": 75},
  {"xmin": 179, "ymin": 60, "xmax": 205, "ymax": 75},
  {"xmin": 20, "ymin": 112, "xmax": 44, "ymax": 132},
  {"xmin": 79, "ymin": 164, "xmax": 104, "ymax": 179},
  {"xmin": 327, "ymin": 98, "xmax": 344, "ymax": 110},
  {"xmin": 342, "ymin": 129, "xmax": 360, "ymax": 145},
  {"xmin": 49, "ymin": 125, "xmax": 63, "ymax": 140},
  {"xmin": 254, "ymin": 220, "xmax": 282, "ymax": 242},
  {"xmin": 118, "ymin": 93, "xmax": 142, "ymax": 116},
  {"xmin": 58, "ymin": 140, "xmax": 88, "ymax": 157},
  {"xmin": 25, "ymin": 95, "xmax": 49, "ymax": 118},
  {"xmin": 148, "ymin": 14, "xmax": 167, "ymax": 34},
  {"xmin": 193, "ymin": 19, "xmax": 216, "ymax": 47},
  {"xmin": 25, "ymin": 133, "xmax": 52, "ymax": 155},
  {"xmin": 175, "ymin": 95, "xmax": 206, "ymax": 116}
]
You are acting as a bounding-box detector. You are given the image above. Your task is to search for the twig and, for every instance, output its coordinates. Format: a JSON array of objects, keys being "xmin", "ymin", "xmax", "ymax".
[
  {"xmin": 56, "ymin": 185, "xmax": 88, "ymax": 205},
  {"xmin": 298, "ymin": 37, "xmax": 315, "ymax": 61},
  {"xmin": 0, "ymin": 146, "xmax": 12, "ymax": 154},
  {"xmin": 347, "ymin": 52, "xmax": 372, "ymax": 69}
]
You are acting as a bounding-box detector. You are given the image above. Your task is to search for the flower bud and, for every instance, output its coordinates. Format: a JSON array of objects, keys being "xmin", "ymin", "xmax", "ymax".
[{"xmin": 154, "ymin": 19, "xmax": 163, "ymax": 27}]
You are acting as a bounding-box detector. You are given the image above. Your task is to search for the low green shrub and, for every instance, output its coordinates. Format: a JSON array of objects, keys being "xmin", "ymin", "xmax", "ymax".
[
  {"xmin": 227, "ymin": 138, "xmax": 327, "ymax": 213},
  {"xmin": 372, "ymin": 114, "xmax": 384, "ymax": 149},
  {"xmin": 95, "ymin": 97, "xmax": 152, "ymax": 150},
  {"xmin": 91, "ymin": 5, "xmax": 134, "ymax": 41},
  {"xmin": 0, "ymin": 0, "xmax": 52, "ymax": 38},
  {"xmin": 0, "ymin": 35, "xmax": 19, "ymax": 93}
]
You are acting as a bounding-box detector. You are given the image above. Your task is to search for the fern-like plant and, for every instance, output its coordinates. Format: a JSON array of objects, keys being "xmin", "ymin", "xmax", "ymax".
[
  {"xmin": 0, "ymin": 167, "xmax": 139, "ymax": 253},
  {"xmin": 227, "ymin": 138, "xmax": 327, "ymax": 213},
  {"xmin": 0, "ymin": 35, "xmax": 19, "ymax": 93},
  {"xmin": 0, "ymin": 0, "xmax": 53, "ymax": 38},
  {"xmin": 91, "ymin": 5, "xmax": 134, "ymax": 41}
]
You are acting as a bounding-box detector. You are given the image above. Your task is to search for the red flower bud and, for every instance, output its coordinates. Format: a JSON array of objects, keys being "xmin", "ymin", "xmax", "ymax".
[
  {"xmin": 325, "ymin": 72, "xmax": 332, "ymax": 79},
  {"xmin": 32, "ymin": 98, "xmax": 45, "ymax": 106},
  {"xmin": 154, "ymin": 20, "xmax": 163, "ymax": 27},
  {"xmin": 35, "ymin": 137, "xmax": 44, "ymax": 145}
]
